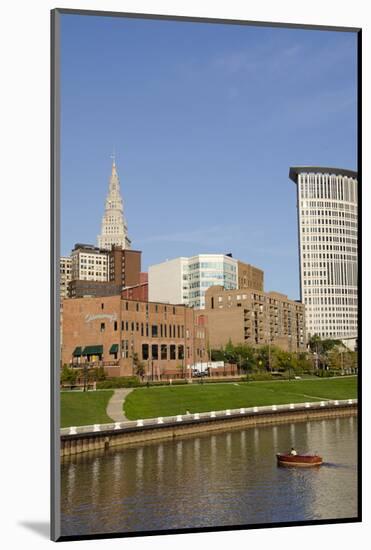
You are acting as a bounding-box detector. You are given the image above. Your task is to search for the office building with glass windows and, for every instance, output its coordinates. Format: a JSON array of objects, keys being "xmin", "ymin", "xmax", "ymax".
[
  {"xmin": 289, "ymin": 166, "xmax": 358, "ymax": 348},
  {"xmin": 149, "ymin": 254, "xmax": 263, "ymax": 309}
]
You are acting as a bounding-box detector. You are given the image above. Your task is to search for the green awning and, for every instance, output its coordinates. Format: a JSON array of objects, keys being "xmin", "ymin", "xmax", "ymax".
[
  {"xmin": 82, "ymin": 345, "xmax": 103, "ymax": 356},
  {"xmin": 72, "ymin": 346, "xmax": 82, "ymax": 357},
  {"xmin": 109, "ymin": 344, "xmax": 119, "ymax": 354}
]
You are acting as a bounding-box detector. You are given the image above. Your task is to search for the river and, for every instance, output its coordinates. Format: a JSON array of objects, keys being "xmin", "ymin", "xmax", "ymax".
[{"xmin": 61, "ymin": 416, "xmax": 358, "ymax": 537}]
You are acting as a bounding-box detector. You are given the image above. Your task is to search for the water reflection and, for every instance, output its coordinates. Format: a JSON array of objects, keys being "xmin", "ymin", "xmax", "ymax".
[{"xmin": 61, "ymin": 417, "xmax": 357, "ymax": 537}]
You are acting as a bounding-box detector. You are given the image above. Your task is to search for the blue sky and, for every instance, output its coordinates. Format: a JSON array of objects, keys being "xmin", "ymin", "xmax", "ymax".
[{"xmin": 60, "ymin": 14, "xmax": 357, "ymax": 300}]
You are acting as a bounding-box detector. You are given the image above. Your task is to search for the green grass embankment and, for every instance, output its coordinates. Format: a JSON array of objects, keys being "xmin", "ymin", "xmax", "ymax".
[
  {"xmin": 60, "ymin": 390, "xmax": 114, "ymax": 428},
  {"xmin": 124, "ymin": 377, "xmax": 357, "ymax": 420}
]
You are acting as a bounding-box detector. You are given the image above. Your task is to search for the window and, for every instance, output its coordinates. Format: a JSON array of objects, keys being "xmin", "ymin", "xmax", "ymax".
[
  {"xmin": 101, "ymin": 303, "xmax": 104, "ymax": 310},
  {"xmin": 100, "ymin": 322, "xmax": 105, "ymax": 332},
  {"xmin": 178, "ymin": 345, "xmax": 184, "ymax": 360},
  {"xmin": 142, "ymin": 344, "xmax": 149, "ymax": 360},
  {"xmin": 161, "ymin": 344, "xmax": 167, "ymax": 360},
  {"xmin": 152, "ymin": 344, "xmax": 158, "ymax": 360},
  {"xmin": 136, "ymin": 303, "xmax": 139, "ymax": 312},
  {"xmin": 152, "ymin": 325, "xmax": 158, "ymax": 337},
  {"xmin": 170, "ymin": 345, "xmax": 176, "ymax": 360},
  {"xmin": 114, "ymin": 321, "xmax": 118, "ymax": 331},
  {"xmin": 121, "ymin": 340, "xmax": 129, "ymax": 358}
]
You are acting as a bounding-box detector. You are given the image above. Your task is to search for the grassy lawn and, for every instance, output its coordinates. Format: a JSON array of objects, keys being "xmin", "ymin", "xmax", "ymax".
[
  {"xmin": 124, "ymin": 377, "xmax": 357, "ymax": 420},
  {"xmin": 60, "ymin": 390, "xmax": 114, "ymax": 428}
]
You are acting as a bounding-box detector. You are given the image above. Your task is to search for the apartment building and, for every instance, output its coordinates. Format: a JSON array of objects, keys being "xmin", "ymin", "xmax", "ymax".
[{"xmin": 204, "ymin": 285, "xmax": 306, "ymax": 352}]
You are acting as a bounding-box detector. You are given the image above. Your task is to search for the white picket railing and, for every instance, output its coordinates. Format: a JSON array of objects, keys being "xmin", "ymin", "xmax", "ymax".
[{"xmin": 60, "ymin": 399, "xmax": 357, "ymax": 436}]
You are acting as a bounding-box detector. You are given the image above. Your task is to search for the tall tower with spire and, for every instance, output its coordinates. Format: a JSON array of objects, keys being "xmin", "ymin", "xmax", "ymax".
[{"xmin": 98, "ymin": 158, "xmax": 131, "ymax": 250}]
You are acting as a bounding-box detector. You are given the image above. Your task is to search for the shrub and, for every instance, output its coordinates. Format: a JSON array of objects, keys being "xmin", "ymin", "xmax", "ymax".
[{"xmin": 96, "ymin": 376, "xmax": 141, "ymax": 389}]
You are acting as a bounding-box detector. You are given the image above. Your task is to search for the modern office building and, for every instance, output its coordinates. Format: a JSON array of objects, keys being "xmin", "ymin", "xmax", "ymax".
[
  {"xmin": 98, "ymin": 159, "xmax": 131, "ymax": 250},
  {"xmin": 149, "ymin": 254, "xmax": 241, "ymax": 309},
  {"xmin": 204, "ymin": 285, "xmax": 306, "ymax": 352},
  {"xmin": 62, "ymin": 296, "xmax": 208, "ymax": 377},
  {"xmin": 289, "ymin": 167, "xmax": 358, "ymax": 347}
]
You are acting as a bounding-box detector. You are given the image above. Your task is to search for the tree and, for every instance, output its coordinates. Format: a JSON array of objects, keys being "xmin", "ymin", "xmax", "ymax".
[
  {"xmin": 224, "ymin": 339, "xmax": 238, "ymax": 364},
  {"xmin": 132, "ymin": 352, "xmax": 146, "ymax": 378},
  {"xmin": 60, "ymin": 365, "xmax": 78, "ymax": 385},
  {"xmin": 210, "ymin": 348, "xmax": 224, "ymax": 362},
  {"xmin": 89, "ymin": 366, "xmax": 106, "ymax": 382}
]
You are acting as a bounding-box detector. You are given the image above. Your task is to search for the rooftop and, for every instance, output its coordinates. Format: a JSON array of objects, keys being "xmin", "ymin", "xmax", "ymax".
[{"xmin": 289, "ymin": 166, "xmax": 357, "ymax": 183}]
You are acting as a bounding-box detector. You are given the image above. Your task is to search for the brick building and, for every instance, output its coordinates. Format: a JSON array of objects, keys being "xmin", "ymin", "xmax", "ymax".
[
  {"xmin": 122, "ymin": 282, "xmax": 148, "ymax": 301},
  {"xmin": 204, "ymin": 285, "xmax": 306, "ymax": 352},
  {"xmin": 67, "ymin": 243, "xmax": 142, "ymax": 298},
  {"xmin": 109, "ymin": 246, "xmax": 141, "ymax": 290},
  {"xmin": 62, "ymin": 296, "xmax": 208, "ymax": 378},
  {"xmin": 68, "ymin": 280, "xmax": 122, "ymax": 299},
  {"xmin": 237, "ymin": 260, "xmax": 264, "ymax": 291}
]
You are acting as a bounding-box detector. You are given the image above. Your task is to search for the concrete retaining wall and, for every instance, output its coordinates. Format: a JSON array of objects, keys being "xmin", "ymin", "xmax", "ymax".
[{"xmin": 60, "ymin": 399, "xmax": 357, "ymax": 457}]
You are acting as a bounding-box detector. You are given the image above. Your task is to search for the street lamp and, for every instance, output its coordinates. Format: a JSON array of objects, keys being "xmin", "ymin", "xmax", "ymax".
[
  {"xmin": 83, "ymin": 362, "xmax": 88, "ymax": 392},
  {"xmin": 130, "ymin": 331, "xmax": 134, "ymax": 376}
]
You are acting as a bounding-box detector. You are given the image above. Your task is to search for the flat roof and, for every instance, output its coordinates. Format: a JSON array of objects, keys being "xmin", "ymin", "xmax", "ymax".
[{"xmin": 289, "ymin": 166, "xmax": 357, "ymax": 183}]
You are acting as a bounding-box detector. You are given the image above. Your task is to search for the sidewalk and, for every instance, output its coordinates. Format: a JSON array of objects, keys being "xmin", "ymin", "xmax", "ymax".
[{"xmin": 106, "ymin": 388, "xmax": 133, "ymax": 422}]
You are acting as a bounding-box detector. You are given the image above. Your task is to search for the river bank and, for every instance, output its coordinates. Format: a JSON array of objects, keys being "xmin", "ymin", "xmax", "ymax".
[{"xmin": 61, "ymin": 399, "xmax": 357, "ymax": 457}]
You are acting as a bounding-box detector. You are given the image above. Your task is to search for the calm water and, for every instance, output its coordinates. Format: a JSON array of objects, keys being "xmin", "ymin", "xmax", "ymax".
[{"xmin": 61, "ymin": 417, "xmax": 358, "ymax": 536}]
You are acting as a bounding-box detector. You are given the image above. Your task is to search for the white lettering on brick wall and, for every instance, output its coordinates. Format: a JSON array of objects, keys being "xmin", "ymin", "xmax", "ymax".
[{"xmin": 85, "ymin": 313, "xmax": 118, "ymax": 323}]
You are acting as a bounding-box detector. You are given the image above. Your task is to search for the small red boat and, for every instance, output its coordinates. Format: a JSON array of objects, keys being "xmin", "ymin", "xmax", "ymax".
[{"xmin": 277, "ymin": 453, "xmax": 323, "ymax": 467}]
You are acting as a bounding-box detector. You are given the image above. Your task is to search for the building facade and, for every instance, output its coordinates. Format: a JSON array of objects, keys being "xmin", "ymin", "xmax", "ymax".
[
  {"xmin": 71, "ymin": 244, "xmax": 109, "ymax": 282},
  {"xmin": 149, "ymin": 254, "xmax": 262, "ymax": 309},
  {"xmin": 68, "ymin": 280, "xmax": 121, "ymax": 299},
  {"xmin": 121, "ymin": 282, "xmax": 149, "ymax": 302},
  {"xmin": 98, "ymin": 160, "xmax": 131, "ymax": 250},
  {"xmin": 69, "ymin": 243, "xmax": 142, "ymax": 298},
  {"xmin": 60, "ymin": 256, "xmax": 72, "ymax": 300},
  {"xmin": 109, "ymin": 246, "xmax": 141, "ymax": 291},
  {"xmin": 204, "ymin": 285, "xmax": 306, "ymax": 352},
  {"xmin": 237, "ymin": 260, "xmax": 264, "ymax": 291},
  {"xmin": 62, "ymin": 296, "xmax": 208, "ymax": 377},
  {"xmin": 289, "ymin": 167, "xmax": 357, "ymax": 346}
]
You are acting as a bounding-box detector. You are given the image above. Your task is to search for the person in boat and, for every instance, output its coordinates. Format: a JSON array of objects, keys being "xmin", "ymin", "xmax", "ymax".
[{"xmin": 290, "ymin": 447, "xmax": 297, "ymax": 456}]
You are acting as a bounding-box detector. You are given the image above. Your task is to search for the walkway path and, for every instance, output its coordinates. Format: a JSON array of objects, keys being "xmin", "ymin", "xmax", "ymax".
[{"xmin": 106, "ymin": 388, "xmax": 133, "ymax": 422}]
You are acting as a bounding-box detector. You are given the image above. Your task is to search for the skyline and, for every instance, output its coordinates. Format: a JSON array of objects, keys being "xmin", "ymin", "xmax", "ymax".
[{"xmin": 60, "ymin": 14, "xmax": 357, "ymax": 300}]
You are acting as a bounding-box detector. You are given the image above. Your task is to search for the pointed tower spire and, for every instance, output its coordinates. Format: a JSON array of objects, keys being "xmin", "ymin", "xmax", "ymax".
[{"xmin": 97, "ymin": 157, "xmax": 131, "ymax": 250}]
